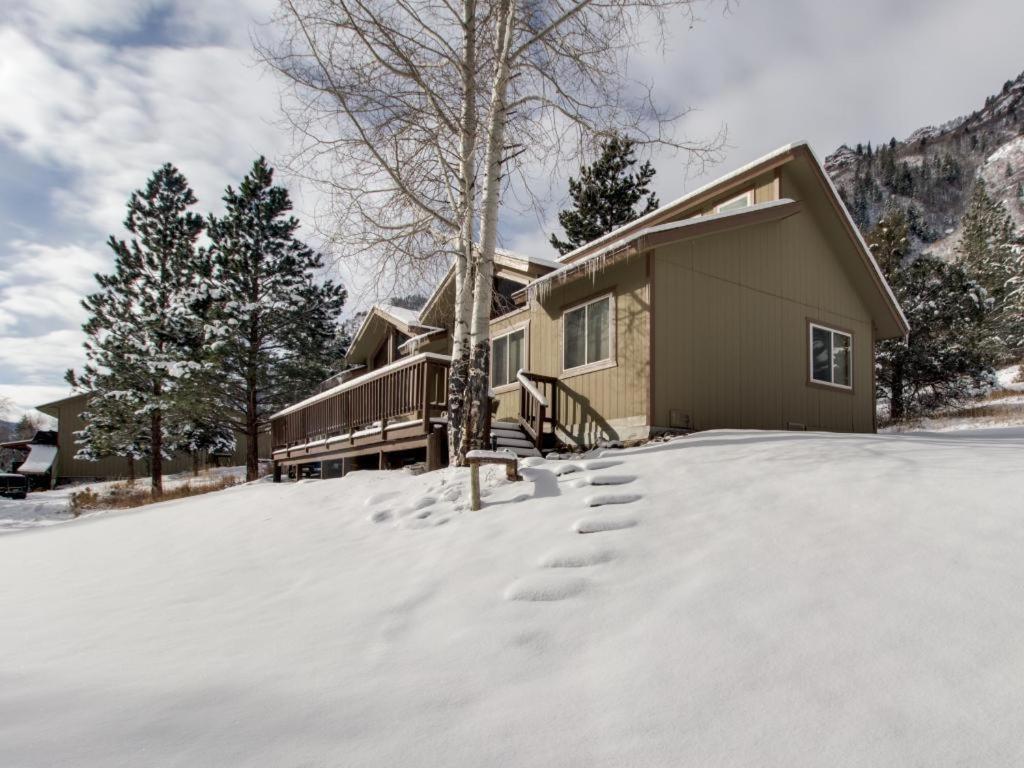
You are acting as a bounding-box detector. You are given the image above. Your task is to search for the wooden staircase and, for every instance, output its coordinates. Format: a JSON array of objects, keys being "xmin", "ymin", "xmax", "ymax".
[{"xmin": 491, "ymin": 421, "xmax": 543, "ymax": 458}]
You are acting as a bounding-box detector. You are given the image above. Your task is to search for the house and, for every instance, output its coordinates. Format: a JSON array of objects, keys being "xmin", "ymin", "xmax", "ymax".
[
  {"xmin": 269, "ymin": 141, "xmax": 909, "ymax": 477},
  {"xmin": 0, "ymin": 430, "xmax": 60, "ymax": 489},
  {"xmin": 36, "ymin": 392, "xmax": 271, "ymax": 484}
]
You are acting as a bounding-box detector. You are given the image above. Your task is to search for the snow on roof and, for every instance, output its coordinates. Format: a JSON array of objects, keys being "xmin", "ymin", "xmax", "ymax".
[
  {"xmin": 524, "ymin": 199, "xmax": 799, "ymax": 295},
  {"xmin": 16, "ymin": 444, "xmax": 57, "ymax": 475},
  {"xmin": 376, "ymin": 303, "xmax": 423, "ymax": 327},
  {"xmin": 555, "ymin": 140, "xmax": 809, "ymax": 264},
  {"xmin": 494, "ymin": 247, "xmax": 560, "ymax": 269}
]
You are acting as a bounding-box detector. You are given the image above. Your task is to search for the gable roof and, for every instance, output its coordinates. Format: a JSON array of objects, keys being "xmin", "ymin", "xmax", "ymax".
[
  {"xmin": 522, "ymin": 198, "xmax": 803, "ymax": 298},
  {"xmin": 418, "ymin": 246, "xmax": 559, "ymax": 328},
  {"xmin": 543, "ymin": 141, "xmax": 909, "ymax": 339},
  {"xmin": 345, "ymin": 303, "xmax": 440, "ymax": 363}
]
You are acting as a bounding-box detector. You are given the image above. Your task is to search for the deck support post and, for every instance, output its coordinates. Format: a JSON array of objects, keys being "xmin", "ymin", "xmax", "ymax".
[{"xmin": 426, "ymin": 428, "xmax": 443, "ymax": 472}]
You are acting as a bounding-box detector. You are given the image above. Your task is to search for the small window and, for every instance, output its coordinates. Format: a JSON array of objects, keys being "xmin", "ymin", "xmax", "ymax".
[
  {"xmin": 714, "ymin": 190, "xmax": 753, "ymax": 214},
  {"xmin": 810, "ymin": 323, "xmax": 852, "ymax": 388},
  {"xmin": 563, "ymin": 295, "xmax": 611, "ymax": 371},
  {"xmin": 491, "ymin": 328, "xmax": 525, "ymax": 387}
]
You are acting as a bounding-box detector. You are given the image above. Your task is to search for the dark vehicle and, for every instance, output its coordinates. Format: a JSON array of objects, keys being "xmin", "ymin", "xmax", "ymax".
[{"xmin": 0, "ymin": 473, "xmax": 29, "ymax": 500}]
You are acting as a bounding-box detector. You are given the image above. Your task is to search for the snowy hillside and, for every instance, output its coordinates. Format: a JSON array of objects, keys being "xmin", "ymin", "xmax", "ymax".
[
  {"xmin": 3, "ymin": 429, "xmax": 1024, "ymax": 766},
  {"xmin": 826, "ymin": 69, "xmax": 1024, "ymax": 257}
]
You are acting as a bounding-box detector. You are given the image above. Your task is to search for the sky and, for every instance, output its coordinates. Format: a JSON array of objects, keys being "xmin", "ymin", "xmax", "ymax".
[{"xmin": 1, "ymin": 0, "xmax": 1022, "ymax": 418}]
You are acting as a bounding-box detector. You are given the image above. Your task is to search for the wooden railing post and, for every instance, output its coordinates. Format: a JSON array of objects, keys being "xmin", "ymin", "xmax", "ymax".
[{"xmin": 421, "ymin": 359, "xmax": 430, "ymax": 431}]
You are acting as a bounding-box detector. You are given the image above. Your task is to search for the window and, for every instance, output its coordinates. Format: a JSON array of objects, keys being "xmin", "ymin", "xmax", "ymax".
[
  {"xmin": 714, "ymin": 190, "xmax": 753, "ymax": 214},
  {"xmin": 563, "ymin": 295, "xmax": 612, "ymax": 371},
  {"xmin": 810, "ymin": 323, "xmax": 852, "ymax": 388},
  {"xmin": 491, "ymin": 327, "xmax": 525, "ymax": 387}
]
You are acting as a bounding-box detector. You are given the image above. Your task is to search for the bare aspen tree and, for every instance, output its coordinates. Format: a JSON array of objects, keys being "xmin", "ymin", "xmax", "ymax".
[
  {"xmin": 260, "ymin": 0, "xmax": 725, "ymax": 462},
  {"xmin": 462, "ymin": 0, "xmax": 725, "ymax": 450},
  {"xmin": 258, "ymin": 0, "xmax": 491, "ymax": 463}
]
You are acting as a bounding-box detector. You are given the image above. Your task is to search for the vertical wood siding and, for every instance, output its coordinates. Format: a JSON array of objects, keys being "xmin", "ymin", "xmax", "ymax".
[
  {"xmin": 492, "ymin": 258, "xmax": 651, "ymax": 442},
  {"xmin": 50, "ymin": 393, "xmax": 271, "ymax": 480},
  {"xmin": 653, "ymin": 208, "xmax": 875, "ymax": 434}
]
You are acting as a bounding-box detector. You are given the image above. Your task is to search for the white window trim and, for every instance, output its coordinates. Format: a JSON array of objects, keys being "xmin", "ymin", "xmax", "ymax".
[
  {"xmin": 491, "ymin": 322, "xmax": 529, "ymax": 393},
  {"xmin": 714, "ymin": 189, "xmax": 754, "ymax": 214},
  {"xmin": 808, "ymin": 322, "xmax": 853, "ymax": 390},
  {"xmin": 561, "ymin": 292, "xmax": 616, "ymax": 376}
]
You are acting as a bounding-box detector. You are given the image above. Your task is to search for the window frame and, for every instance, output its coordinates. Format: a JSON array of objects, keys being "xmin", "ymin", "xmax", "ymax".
[
  {"xmin": 490, "ymin": 322, "xmax": 529, "ymax": 392},
  {"xmin": 713, "ymin": 189, "xmax": 754, "ymax": 214},
  {"xmin": 807, "ymin": 320, "xmax": 854, "ymax": 391},
  {"xmin": 561, "ymin": 291, "xmax": 616, "ymax": 377}
]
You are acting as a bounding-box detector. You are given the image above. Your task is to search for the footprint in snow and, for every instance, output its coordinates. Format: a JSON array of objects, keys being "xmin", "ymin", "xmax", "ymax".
[
  {"xmin": 538, "ymin": 545, "xmax": 615, "ymax": 568},
  {"xmin": 365, "ymin": 491, "xmax": 401, "ymax": 507},
  {"xmin": 518, "ymin": 456, "xmax": 547, "ymax": 468},
  {"xmin": 504, "ymin": 574, "xmax": 587, "ymax": 602},
  {"xmin": 571, "ymin": 473, "xmax": 636, "ymax": 488},
  {"xmin": 578, "ymin": 459, "xmax": 623, "ymax": 471},
  {"xmin": 573, "ymin": 514, "xmax": 638, "ymax": 534},
  {"xmin": 584, "ymin": 492, "xmax": 642, "ymax": 507},
  {"xmin": 369, "ymin": 509, "xmax": 392, "ymax": 523}
]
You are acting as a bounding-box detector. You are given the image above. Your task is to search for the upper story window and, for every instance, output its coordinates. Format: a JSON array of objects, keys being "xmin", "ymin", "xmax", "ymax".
[
  {"xmin": 714, "ymin": 190, "xmax": 754, "ymax": 214},
  {"xmin": 492, "ymin": 327, "xmax": 525, "ymax": 387},
  {"xmin": 563, "ymin": 294, "xmax": 612, "ymax": 372},
  {"xmin": 810, "ymin": 322, "xmax": 852, "ymax": 389}
]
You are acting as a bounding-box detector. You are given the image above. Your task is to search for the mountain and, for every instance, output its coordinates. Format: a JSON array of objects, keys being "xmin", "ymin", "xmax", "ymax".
[{"xmin": 826, "ymin": 70, "xmax": 1024, "ymax": 258}]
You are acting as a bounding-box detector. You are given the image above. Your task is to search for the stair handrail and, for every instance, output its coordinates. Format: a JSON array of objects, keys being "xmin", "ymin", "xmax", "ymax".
[{"xmin": 516, "ymin": 368, "xmax": 548, "ymax": 407}]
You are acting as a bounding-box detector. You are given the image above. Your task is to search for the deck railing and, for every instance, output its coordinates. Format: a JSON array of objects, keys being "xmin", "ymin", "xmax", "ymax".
[
  {"xmin": 271, "ymin": 353, "xmax": 450, "ymax": 452},
  {"xmin": 517, "ymin": 370, "xmax": 558, "ymax": 449}
]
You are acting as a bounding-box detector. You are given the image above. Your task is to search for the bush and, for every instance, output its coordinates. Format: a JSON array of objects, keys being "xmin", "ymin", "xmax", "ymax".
[{"xmin": 68, "ymin": 475, "xmax": 240, "ymax": 516}]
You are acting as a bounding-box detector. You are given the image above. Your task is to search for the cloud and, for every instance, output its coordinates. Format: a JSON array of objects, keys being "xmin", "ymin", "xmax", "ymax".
[
  {"xmin": 1, "ymin": 0, "xmax": 1024, "ymax": 407},
  {"xmin": 0, "ymin": 0, "xmax": 293, "ymax": 409}
]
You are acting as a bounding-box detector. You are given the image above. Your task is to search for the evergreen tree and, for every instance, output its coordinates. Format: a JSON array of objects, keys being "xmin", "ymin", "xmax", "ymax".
[
  {"xmin": 956, "ymin": 179, "xmax": 1024, "ymax": 356},
  {"xmin": 74, "ymin": 164, "xmax": 211, "ymax": 495},
  {"xmin": 550, "ymin": 134, "xmax": 659, "ymax": 255},
  {"xmin": 207, "ymin": 157, "xmax": 347, "ymax": 481},
  {"xmin": 871, "ymin": 212, "xmax": 994, "ymax": 421}
]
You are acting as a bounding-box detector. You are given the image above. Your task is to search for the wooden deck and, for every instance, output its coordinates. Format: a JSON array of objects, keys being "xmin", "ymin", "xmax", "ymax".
[{"xmin": 270, "ymin": 353, "xmax": 450, "ymax": 473}]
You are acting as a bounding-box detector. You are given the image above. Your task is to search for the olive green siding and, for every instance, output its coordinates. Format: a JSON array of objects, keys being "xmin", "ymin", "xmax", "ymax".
[
  {"xmin": 652, "ymin": 210, "xmax": 875, "ymax": 434},
  {"xmin": 43, "ymin": 393, "xmax": 270, "ymax": 482},
  {"xmin": 491, "ymin": 257, "xmax": 651, "ymax": 443}
]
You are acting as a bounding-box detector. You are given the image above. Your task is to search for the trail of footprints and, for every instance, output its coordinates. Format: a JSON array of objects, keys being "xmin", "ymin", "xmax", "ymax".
[{"xmin": 504, "ymin": 457, "xmax": 642, "ymax": 603}]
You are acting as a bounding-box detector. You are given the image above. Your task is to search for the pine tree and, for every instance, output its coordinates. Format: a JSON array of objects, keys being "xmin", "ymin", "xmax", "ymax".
[
  {"xmin": 550, "ymin": 134, "xmax": 659, "ymax": 255},
  {"xmin": 207, "ymin": 157, "xmax": 347, "ymax": 481},
  {"xmin": 871, "ymin": 212, "xmax": 994, "ymax": 421},
  {"xmin": 956, "ymin": 179, "xmax": 1024, "ymax": 357},
  {"xmin": 74, "ymin": 164, "xmax": 211, "ymax": 495}
]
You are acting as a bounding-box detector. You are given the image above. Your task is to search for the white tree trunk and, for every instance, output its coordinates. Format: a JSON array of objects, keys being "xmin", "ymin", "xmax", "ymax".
[
  {"xmin": 448, "ymin": 0, "xmax": 478, "ymax": 467},
  {"xmin": 467, "ymin": 0, "xmax": 516, "ymax": 452}
]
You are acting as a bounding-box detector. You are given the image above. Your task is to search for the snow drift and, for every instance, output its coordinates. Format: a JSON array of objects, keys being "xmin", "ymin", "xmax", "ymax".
[{"xmin": 2, "ymin": 429, "xmax": 1024, "ymax": 767}]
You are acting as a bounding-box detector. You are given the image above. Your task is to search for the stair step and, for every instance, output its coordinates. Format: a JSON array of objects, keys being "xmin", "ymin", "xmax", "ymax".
[
  {"xmin": 505, "ymin": 446, "xmax": 542, "ymax": 458},
  {"xmin": 495, "ymin": 436, "xmax": 536, "ymax": 450},
  {"xmin": 491, "ymin": 423, "xmax": 526, "ymax": 435}
]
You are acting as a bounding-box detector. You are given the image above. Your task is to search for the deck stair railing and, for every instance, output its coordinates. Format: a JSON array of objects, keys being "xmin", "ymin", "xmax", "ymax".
[{"xmin": 516, "ymin": 369, "xmax": 558, "ymax": 450}]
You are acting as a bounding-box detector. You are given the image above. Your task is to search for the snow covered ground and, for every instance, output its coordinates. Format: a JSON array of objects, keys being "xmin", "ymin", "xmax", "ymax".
[
  {"xmin": 0, "ymin": 466, "xmax": 246, "ymax": 534},
  {"xmin": 2, "ymin": 429, "xmax": 1024, "ymax": 766},
  {"xmin": 882, "ymin": 365, "xmax": 1024, "ymax": 433}
]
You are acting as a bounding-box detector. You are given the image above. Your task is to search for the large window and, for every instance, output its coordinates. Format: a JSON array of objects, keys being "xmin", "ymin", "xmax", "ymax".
[
  {"xmin": 563, "ymin": 294, "xmax": 612, "ymax": 372},
  {"xmin": 810, "ymin": 323, "xmax": 852, "ymax": 388},
  {"xmin": 491, "ymin": 327, "xmax": 525, "ymax": 387}
]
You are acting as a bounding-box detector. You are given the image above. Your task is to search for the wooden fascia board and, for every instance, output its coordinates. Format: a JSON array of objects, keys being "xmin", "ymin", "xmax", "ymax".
[
  {"xmin": 514, "ymin": 200, "xmax": 803, "ymax": 300},
  {"xmin": 557, "ymin": 149, "xmax": 798, "ymax": 267}
]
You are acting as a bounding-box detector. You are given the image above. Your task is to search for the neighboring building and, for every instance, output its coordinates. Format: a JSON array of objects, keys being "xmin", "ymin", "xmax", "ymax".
[
  {"xmin": 270, "ymin": 141, "xmax": 909, "ymax": 476},
  {"xmin": 0, "ymin": 430, "xmax": 59, "ymax": 489},
  {"xmin": 36, "ymin": 392, "xmax": 271, "ymax": 484}
]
